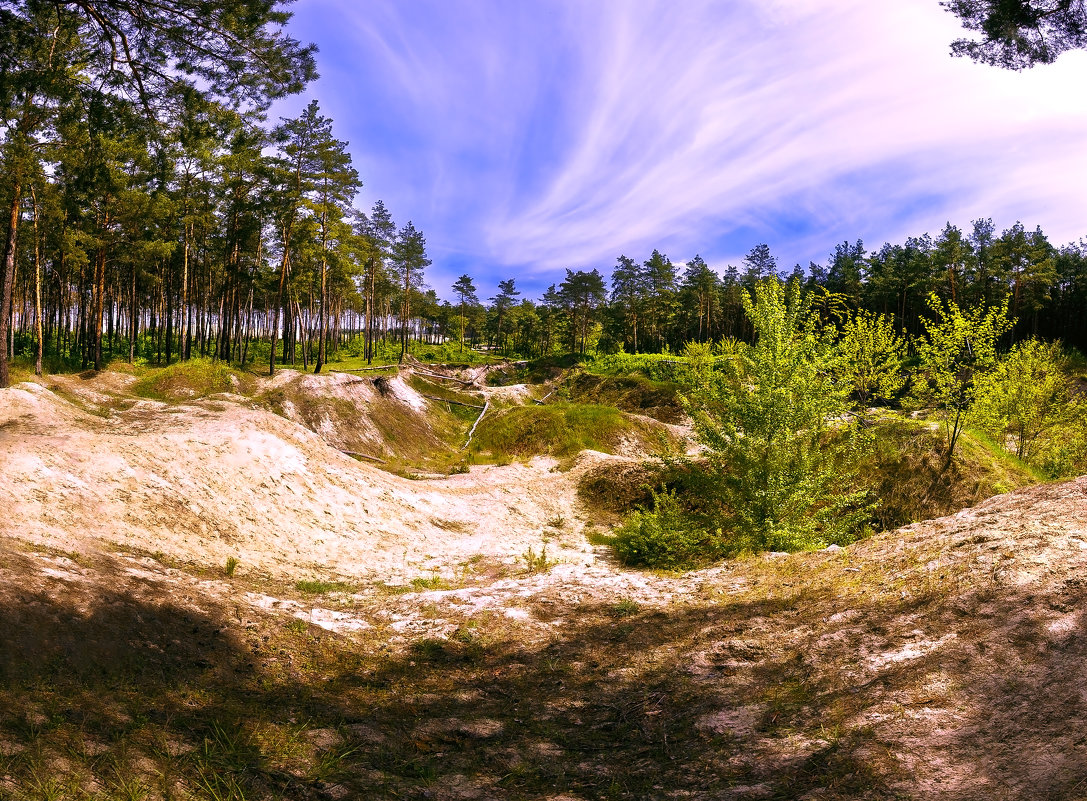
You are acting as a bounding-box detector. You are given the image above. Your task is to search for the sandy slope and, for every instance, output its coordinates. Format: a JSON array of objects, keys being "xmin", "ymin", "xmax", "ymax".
[
  {"xmin": 4, "ymin": 370, "xmax": 1087, "ymax": 798},
  {"xmin": 0, "ymin": 375, "xmax": 602, "ymax": 582}
]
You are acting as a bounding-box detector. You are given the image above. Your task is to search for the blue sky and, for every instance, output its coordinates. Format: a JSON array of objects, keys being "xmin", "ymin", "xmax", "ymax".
[{"xmin": 272, "ymin": 0, "xmax": 1087, "ymax": 301}]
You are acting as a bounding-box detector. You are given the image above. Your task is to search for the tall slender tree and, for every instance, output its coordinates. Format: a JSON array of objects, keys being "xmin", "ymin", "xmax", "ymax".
[{"xmin": 390, "ymin": 221, "xmax": 430, "ymax": 363}]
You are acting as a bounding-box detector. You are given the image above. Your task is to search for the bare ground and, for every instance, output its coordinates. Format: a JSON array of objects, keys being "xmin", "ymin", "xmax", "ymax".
[{"xmin": 2, "ymin": 370, "xmax": 1086, "ymax": 800}]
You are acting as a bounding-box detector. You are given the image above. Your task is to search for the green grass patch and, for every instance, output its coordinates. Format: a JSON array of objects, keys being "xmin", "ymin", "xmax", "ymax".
[
  {"xmin": 409, "ymin": 575, "xmax": 450, "ymax": 591},
  {"xmin": 469, "ymin": 402, "xmax": 662, "ymax": 462},
  {"xmin": 567, "ymin": 371, "xmax": 685, "ymax": 423},
  {"xmin": 295, "ymin": 579, "xmax": 353, "ymax": 595},
  {"xmin": 132, "ymin": 358, "xmax": 253, "ymax": 401}
]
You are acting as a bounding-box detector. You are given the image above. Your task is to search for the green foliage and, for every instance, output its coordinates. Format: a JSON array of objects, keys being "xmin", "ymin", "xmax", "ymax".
[
  {"xmin": 338, "ymin": 337, "xmax": 493, "ymax": 366},
  {"xmin": 973, "ymin": 339, "xmax": 1086, "ymax": 464},
  {"xmin": 133, "ymin": 358, "xmax": 246, "ymax": 400},
  {"xmin": 470, "ymin": 403, "xmax": 658, "ymax": 461},
  {"xmin": 294, "ymin": 579, "xmax": 352, "ymax": 595},
  {"xmin": 586, "ymin": 351, "xmax": 684, "ymax": 381},
  {"xmin": 687, "ymin": 280, "xmax": 872, "ymax": 552},
  {"xmin": 612, "ymin": 490, "xmax": 721, "ymax": 570},
  {"xmin": 522, "ymin": 544, "xmax": 554, "ymax": 573},
  {"xmin": 566, "ymin": 371, "xmax": 685, "ymax": 424},
  {"xmin": 838, "ymin": 310, "xmax": 907, "ymax": 409},
  {"xmin": 410, "ymin": 575, "xmax": 448, "ymax": 590},
  {"xmin": 223, "ymin": 557, "xmax": 239, "ymax": 578},
  {"xmin": 911, "ymin": 294, "xmax": 1012, "ymax": 460},
  {"xmin": 679, "ymin": 340, "xmax": 715, "ymax": 390}
]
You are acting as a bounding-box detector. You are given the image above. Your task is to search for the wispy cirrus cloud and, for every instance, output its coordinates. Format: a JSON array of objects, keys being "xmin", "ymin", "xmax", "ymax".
[{"xmin": 280, "ymin": 0, "xmax": 1087, "ymax": 297}]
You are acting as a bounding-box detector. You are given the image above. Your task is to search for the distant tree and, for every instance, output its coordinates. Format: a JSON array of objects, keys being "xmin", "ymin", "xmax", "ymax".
[
  {"xmin": 932, "ymin": 222, "xmax": 974, "ymax": 303},
  {"xmin": 451, "ymin": 274, "xmax": 479, "ymax": 351},
  {"xmin": 943, "ymin": 0, "xmax": 1087, "ymax": 69},
  {"xmin": 390, "ymin": 221, "xmax": 430, "ymax": 362},
  {"xmin": 610, "ymin": 254, "xmax": 645, "ymax": 352},
  {"xmin": 360, "ymin": 200, "xmax": 396, "ymax": 363},
  {"xmin": 642, "ymin": 250, "xmax": 677, "ymax": 351},
  {"xmin": 741, "ymin": 243, "xmax": 778, "ymax": 288},
  {"xmin": 826, "ymin": 240, "xmax": 866, "ymax": 303},
  {"xmin": 490, "ymin": 278, "xmax": 520, "ymax": 354},
  {"xmin": 679, "ymin": 255, "xmax": 718, "ymax": 342},
  {"xmin": 558, "ymin": 269, "xmax": 607, "ymax": 354}
]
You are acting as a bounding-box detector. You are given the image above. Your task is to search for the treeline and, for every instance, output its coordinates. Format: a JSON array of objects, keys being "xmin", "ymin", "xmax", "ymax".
[
  {"xmin": 0, "ymin": 0, "xmax": 447, "ymax": 385},
  {"xmin": 1, "ymin": 87, "xmax": 435, "ymax": 377},
  {"xmin": 454, "ymin": 224, "xmax": 1087, "ymax": 359}
]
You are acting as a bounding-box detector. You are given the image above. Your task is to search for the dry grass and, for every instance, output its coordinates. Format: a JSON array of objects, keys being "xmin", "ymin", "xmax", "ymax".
[{"xmin": 5, "ymin": 470, "xmax": 1087, "ymax": 799}]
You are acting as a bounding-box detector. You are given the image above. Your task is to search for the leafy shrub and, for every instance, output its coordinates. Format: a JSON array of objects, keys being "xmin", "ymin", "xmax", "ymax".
[
  {"xmin": 686, "ymin": 280, "xmax": 872, "ymax": 552},
  {"xmin": 612, "ymin": 491, "xmax": 721, "ymax": 570},
  {"xmin": 972, "ymin": 339, "xmax": 1084, "ymax": 462}
]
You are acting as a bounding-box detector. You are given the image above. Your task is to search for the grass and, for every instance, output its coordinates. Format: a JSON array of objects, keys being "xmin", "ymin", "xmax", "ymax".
[
  {"xmin": 410, "ymin": 575, "xmax": 450, "ymax": 590},
  {"xmin": 521, "ymin": 544, "xmax": 554, "ymax": 573},
  {"xmin": 566, "ymin": 371, "xmax": 685, "ymax": 424},
  {"xmin": 468, "ymin": 402, "xmax": 667, "ymax": 464},
  {"xmin": 295, "ymin": 579, "xmax": 353, "ymax": 595},
  {"xmin": 856, "ymin": 415, "xmax": 1040, "ymax": 532},
  {"xmin": 132, "ymin": 358, "xmax": 254, "ymax": 401}
]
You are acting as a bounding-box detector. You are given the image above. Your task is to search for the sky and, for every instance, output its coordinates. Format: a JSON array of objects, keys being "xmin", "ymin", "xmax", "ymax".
[{"xmin": 272, "ymin": 0, "xmax": 1087, "ymax": 301}]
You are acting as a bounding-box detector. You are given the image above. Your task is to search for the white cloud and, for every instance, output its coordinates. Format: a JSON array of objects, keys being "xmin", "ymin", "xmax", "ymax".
[{"xmin": 286, "ymin": 0, "xmax": 1087, "ymax": 287}]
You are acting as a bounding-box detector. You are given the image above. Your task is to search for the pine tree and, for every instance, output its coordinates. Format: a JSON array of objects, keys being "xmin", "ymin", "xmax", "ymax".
[
  {"xmin": 452, "ymin": 274, "xmax": 479, "ymax": 351},
  {"xmin": 390, "ymin": 221, "xmax": 430, "ymax": 363}
]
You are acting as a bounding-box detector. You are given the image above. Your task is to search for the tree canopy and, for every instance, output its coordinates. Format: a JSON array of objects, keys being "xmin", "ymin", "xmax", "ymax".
[{"xmin": 943, "ymin": 0, "xmax": 1087, "ymax": 68}]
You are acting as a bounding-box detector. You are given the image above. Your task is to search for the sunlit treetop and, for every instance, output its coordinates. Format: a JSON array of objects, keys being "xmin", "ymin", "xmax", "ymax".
[
  {"xmin": 943, "ymin": 0, "xmax": 1087, "ymax": 69},
  {"xmin": 0, "ymin": 0, "xmax": 317, "ymax": 124}
]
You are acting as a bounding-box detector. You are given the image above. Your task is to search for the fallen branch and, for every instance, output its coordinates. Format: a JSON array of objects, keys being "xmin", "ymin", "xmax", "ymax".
[
  {"xmin": 341, "ymin": 450, "xmax": 388, "ymax": 464},
  {"xmin": 532, "ymin": 389, "xmax": 557, "ymax": 405},
  {"xmin": 420, "ymin": 393, "xmax": 484, "ymax": 409},
  {"xmin": 461, "ymin": 399, "xmax": 490, "ymax": 450}
]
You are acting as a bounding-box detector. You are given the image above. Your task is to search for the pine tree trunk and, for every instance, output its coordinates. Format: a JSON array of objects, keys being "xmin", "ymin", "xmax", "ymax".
[{"xmin": 0, "ymin": 179, "xmax": 22, "ymax": 387}]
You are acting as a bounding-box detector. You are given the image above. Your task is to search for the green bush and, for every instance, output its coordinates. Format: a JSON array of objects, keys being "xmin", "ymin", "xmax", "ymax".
[{"xmin": 612, "ymin": 491, "xmax": 720, "ymax": 570}]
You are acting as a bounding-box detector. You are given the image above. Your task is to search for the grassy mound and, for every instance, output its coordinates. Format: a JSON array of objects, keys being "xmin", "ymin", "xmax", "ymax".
[
  {"xmin": 257, "ymin": 372, "xmax": 473, "ymax": 475},
  {"xmin": 469, "ymin": 403, "xmax": 665, "ymax": 462},
  {"xmin": 133, "ymin": 359, "xmax": 254, "ymax": 401},
  {"xmin": 859, "ymin": 417, "xmax": 1041, "ymax": 531},
  {"xmin": 567, "ymin": 372, "xmax": 685, "ymax": 424}
]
